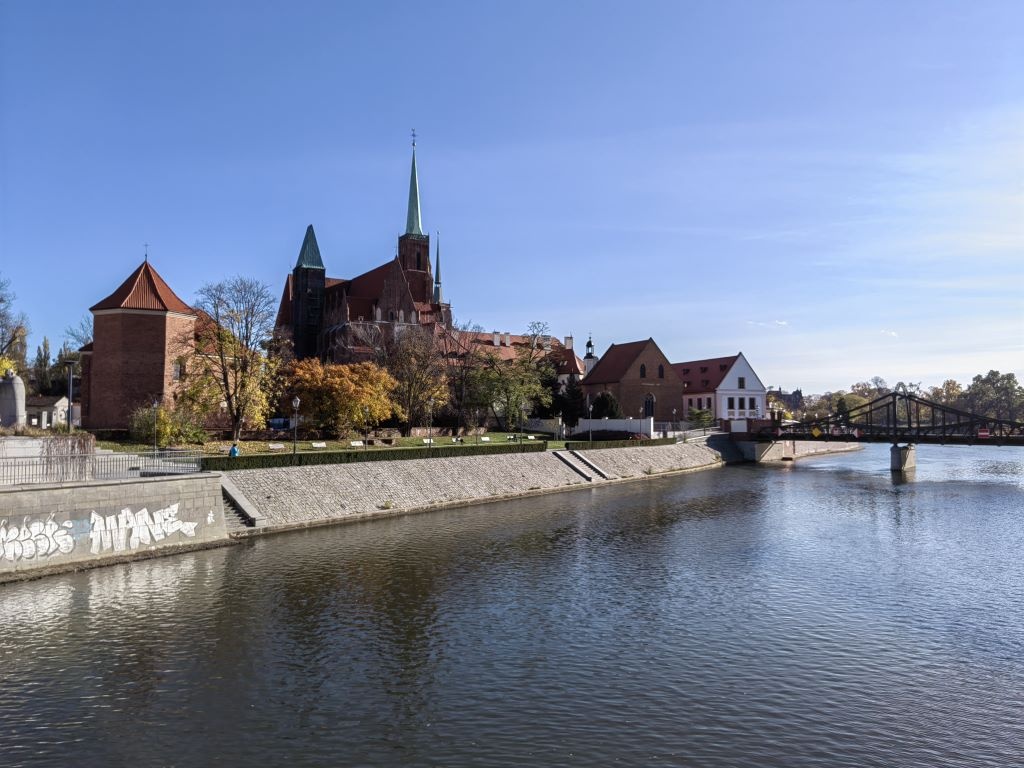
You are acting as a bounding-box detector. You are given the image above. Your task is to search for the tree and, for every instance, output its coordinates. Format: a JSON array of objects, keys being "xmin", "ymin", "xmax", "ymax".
[
  {"xmin": 63, "ymin": 314, "xmax": 94, "ymax": 351},
  {"xmin": 384, "ymin": 325, "xmax": 449, "ymax": 432},
  {"xmin": 287, "ymin": 359, "xmax": 398, "ymax": 437},
  {"xmin": 191, "ymin": 276, "xmax": 279, "ymax": 441},
  {"xmin": 559, "ymin": 375, "xmax": 586, "ymax": 429},
  {"xmin": 927, "ymin": 379, "xmax": 964, "ymax": 408},
  {"xmin": 962, "ymin": 370, "xmax": 1024, "ymax": 422},
  {"xmin": 0, "ymin": 272, "xmax": 29, "ymax": 372},
  {"xmin": 32, "ymin": 337, "xmax": 52, "ymax": 395},
  {"xmin": 478, "ymin": 322, "xmax": 554, "ymax": 431},
  {"xmin": 439, "ymin": 321, "xmax": 490, "ymax": 433},
  {"xmin": 689, "ymin": 408, "xmax": 715, "ymax": 429},
  {"xmin": 591, "ymin": 391, "xmax": 622, "ymax": 419}
]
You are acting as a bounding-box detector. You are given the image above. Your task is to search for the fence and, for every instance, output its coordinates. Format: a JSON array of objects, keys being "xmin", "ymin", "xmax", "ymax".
[{"xmin": 0, "ymin": 450, "xmax": 203, "ymax": 486}]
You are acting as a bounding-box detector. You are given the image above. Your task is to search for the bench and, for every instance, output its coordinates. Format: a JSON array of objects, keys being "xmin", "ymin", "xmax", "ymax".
[
  {"xmin": 507, "ymin": 435, "xmax": 517, "ymax": 441},
  {"xmin": 422, "ymin": 438, "xmax": 434, "ymax": 445},
  {"xmin": 527, "ymin": 435, "xmax": 536, "ymax": 440},
  {"xmin": 480, "ymin": 436, "xmax": 490, "ymax": 442},
  {"xmin": 311, "ymin": 442, "xmax": 327, "ymax": 449},
  {"xmin": 350, "ymin": 440, "xmax": 363, "ymax": 447},
  {"xmin": 268, "ymin": 443, "xmax": 285, "ymax": 452},
  {"xmin": 452, "ymin": 437, "xmax": 463, "ymax": 443}
]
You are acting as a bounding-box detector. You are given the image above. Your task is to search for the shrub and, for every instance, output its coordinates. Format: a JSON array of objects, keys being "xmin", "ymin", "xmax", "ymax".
[
  {"xmin": 564, "ymin": 437, "xmax": 676, "ymax": 451},
  {"xmin": 129, "ymin": 404, "xmax": 207, "ymax": 446}
]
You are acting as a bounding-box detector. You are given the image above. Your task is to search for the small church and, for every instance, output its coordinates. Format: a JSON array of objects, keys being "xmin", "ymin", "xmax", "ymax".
[{"xmin": 275, "ymin": 143, "xmax": 453, "ymax": 362}]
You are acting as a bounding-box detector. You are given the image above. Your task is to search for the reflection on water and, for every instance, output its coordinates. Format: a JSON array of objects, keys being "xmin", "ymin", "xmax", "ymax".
[{"xmin": 1, "ymin": 444, "xmax": 1023, "ymax": 767}]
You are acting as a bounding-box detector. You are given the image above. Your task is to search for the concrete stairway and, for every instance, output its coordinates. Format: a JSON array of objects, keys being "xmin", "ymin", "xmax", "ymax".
[{"xmin": 221, "ymin": 490, "xmax": 254, "ymax": 534}]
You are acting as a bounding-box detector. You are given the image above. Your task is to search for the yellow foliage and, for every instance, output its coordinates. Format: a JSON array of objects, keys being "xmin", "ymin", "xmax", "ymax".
[
  {"xmin": 0, "ymin": 354, "xmax": 16, "ymax": 374},
  {"xmin": 287, "ymin": 359, "xmax": 399, "ymax": 436}
]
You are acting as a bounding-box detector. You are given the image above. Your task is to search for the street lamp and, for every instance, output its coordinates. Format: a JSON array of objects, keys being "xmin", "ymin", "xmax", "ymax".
[
  {"xmin": 152, "ymin": 399, "xmax": 160, "ymax": 457},
  {"xmin": 672, "ymin": 407, "xmax": 677, "ymax": 433},
  {"xmin": 520, "ymin": 402, "xmax": 529, "ymax": 446},
  {"xmin": 588, "ymin": 403, "xmax": 593, "ymax": 444},
  {"xmin": 639, "ymin": 406, "xmax": 644, "ymax": 438},
  {"xmin": 65, "ymin": 360, "xmax": 75, "ymax": 433},
  {"xmin": 292, "ymin": 396, "xmax": 300, "ymax": 458},
  {"xmin": 427, "ymin": 397, "xmax": 434, "ymax": 453},
  {"xmin": 363, "ymin": 406, "xmax": 369, "ymax": 452}
]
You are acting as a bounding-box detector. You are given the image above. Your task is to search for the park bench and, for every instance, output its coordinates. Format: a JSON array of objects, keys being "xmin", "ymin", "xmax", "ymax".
[
  {"xmin": 311, "ymin": 442, "xmax": 327, "ymax": 449},
  {"xmin": 480, "ymin": 436, "xmax": 490, "ymax": 442},
  {"xmin": 422, "ymin": 438, "xmax": 434, "ymax": 445},
  {"xmin": 268, "ymin": 443, "xmax": 285, "ymax": 452},
  {"xmin": 350, "ymin": 441, "xmax": 363, "ymax": 447}
]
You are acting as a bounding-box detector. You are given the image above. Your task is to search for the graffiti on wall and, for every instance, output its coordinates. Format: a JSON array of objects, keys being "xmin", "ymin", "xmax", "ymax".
[
  {"xmin": 0, "ymin": 515, "xmax": 75, "ymax": 562},
  {"xmin": 1, "ymin": 502, "xmax": 204, "ymax": 563},
  {"xmin": 89, "ymin": 503, "xmax": 198, "ymax": 554}
]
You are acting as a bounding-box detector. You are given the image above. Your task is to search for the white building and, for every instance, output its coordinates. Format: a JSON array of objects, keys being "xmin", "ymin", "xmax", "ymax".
[{"xmin": 672, "ymin": 352, "xmax": 767, "ymax": 422}]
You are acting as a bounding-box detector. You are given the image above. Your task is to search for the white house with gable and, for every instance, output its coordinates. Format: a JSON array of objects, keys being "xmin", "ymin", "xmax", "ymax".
[{"xmin": 671, "ymin": 352, "xmax": 767, "ymax": 422}]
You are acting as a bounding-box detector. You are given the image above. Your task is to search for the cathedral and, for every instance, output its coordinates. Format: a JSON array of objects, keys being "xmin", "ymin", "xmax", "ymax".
[{"xmin": 275, "ymin": 144, "xmax": 453, "ymax": 362}]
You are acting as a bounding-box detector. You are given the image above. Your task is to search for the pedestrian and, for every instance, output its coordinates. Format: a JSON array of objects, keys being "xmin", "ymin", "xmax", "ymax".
[{"xmin": 228, "ymin": 442, "xmax": 239, "ymax": 458}]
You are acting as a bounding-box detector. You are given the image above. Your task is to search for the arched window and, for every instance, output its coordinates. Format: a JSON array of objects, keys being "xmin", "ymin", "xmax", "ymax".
[
  {"xmin": 639, "ymin": 364, "xmax": 647, "ymax": 379},
  {"xmin": 658, "ymin": 364, "xmax": 664, "ymax": 379},
  {"xmin": 399, "ymin": 310, "xmax": 405, "ymax": 323},
  {"xmin": 389, "ymin": 310, "xmax": 395, "ymax": 322},
  {"xmin": 375, "ymin": 307, "xmax": 381, "ymax": 321},
  {"xmin": 644, "ymin": 394, "xmax": 656, "ymax": 418}
]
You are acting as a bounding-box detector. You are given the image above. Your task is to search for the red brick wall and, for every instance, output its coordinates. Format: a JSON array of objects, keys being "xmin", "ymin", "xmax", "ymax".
[
  {"xmin": 582, "ymin": 340, "xmax": 684, "ymax": 421},
  {"xmin": 84, "ymin": 310, "xmax": 195, "ymax": 430}
]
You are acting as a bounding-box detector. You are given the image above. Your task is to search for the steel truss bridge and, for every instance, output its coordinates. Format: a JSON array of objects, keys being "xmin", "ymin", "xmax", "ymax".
[{"xmin": 755, "ymin": 385, "xmax": 1024, "ymax": 447}]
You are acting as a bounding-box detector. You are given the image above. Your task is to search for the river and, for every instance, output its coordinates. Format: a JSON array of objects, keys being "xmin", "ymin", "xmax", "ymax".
[{"xmin": 1, "ymin": 444, "xmax": 1023, "ymax": 767}]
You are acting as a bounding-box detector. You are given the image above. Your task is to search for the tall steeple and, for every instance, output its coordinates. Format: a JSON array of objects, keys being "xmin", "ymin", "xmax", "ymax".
[
  {"xmin": 295, "ymin": 224, "xmax": 325, "ymax": 270},
  {"xmin": 432, "ymin": 233, "xmax": 443, "ymax": 304},
  {"xmin": 406, "ymin": 133, "xmax": 424, "ymax": 236}
]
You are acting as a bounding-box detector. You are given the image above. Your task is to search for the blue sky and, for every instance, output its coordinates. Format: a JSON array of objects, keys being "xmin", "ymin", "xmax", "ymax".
[{"xmin": 1, "ymin": 1, "xmax": 1021, "ymax": 393}]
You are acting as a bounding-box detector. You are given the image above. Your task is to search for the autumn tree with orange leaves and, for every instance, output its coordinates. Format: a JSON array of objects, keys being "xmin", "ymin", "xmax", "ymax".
[{"xmin": 286, "ymin": 359, "xmax": 399, "ymax": 437}]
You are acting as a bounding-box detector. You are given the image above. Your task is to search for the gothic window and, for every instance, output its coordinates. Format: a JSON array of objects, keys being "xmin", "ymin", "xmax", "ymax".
[
  {"xmin": 640, "ymin": 364, "xmax": 647, "ymax": 379},
  {"xmin": 389, "ymin": 311, "xmax": 395, "ymax": 322},
  {"xmin": 658, "ymin": 364, "xmax": 664, "ymax": 379},
  {"xmin": 644, "ymin": 394, "xmax": 655, "ymax": 418},
  {"xmin": 375, "ymin": 307, "xmax": 381, "ymax": 321}
]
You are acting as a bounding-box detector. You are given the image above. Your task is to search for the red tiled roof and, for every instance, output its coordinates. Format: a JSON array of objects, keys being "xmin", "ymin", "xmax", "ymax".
[
  {"xmin": 348, "ymin": 261, "xmax": 393, "ymax": 298},
  {"xmin": 671, "ymin": 355, "xmax": 739, "ymax": 393},
  {"xmin": 90, "ymin": 261, "xmax": 194, "ymax": 314},
  {"xmin": 582, "ymin": 339, "xmax": 650, "ymax": 385},
  {"xmin": 275, "ymin": 275, "xmax": 293, "ymax": 328},
  {"xmin": 347, "ymin": 296, "xmax": 375, "ymax": 320},
  {"xmin": 79, "ymin": 342, "xmax": 94, "ymax": 353}
]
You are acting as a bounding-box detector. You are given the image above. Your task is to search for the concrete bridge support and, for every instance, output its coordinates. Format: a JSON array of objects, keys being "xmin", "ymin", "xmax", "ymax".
[{"xmin": 890, "ymin": 444, "xmax": 916, "ymax": 472}]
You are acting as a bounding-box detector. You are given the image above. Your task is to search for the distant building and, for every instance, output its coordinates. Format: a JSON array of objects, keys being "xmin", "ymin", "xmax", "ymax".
[
  {"xmin": 673, "ymin": 353, "xmax": 767, "ymax": 421},
  {"xmin": 25, "ymin": 395, "xmax": 70, "ymax": 429},
  {"xmin": 80, "ymin": 261, "xmax": 196, "ymax": 430},
  {"xmin": 463, "ymin": 331, "xmax": 583, "ymax": 387},
  {"xmin": 275, "ymin": 145, "xmax": 453, "ymax": 363},
  {"xmin": 581, "ymin": 338, "xmax": 683, "ymax": 421},
  {"xmin": 768, "ymin": 388, "xmax": 804, "ymax": 411}
]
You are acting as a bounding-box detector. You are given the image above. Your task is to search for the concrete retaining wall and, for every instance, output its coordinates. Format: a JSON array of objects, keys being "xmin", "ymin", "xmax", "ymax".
[
  {"xmin": 0, "ymin": 473, "xmax": 229, "ymax": 581},
  {"xmin": 734, "ymin": 440, "xmax": 861, "ymax": 462},
  {"xmin": 225, "ymin": 442, "xmax": 725, "ymax": 530}
]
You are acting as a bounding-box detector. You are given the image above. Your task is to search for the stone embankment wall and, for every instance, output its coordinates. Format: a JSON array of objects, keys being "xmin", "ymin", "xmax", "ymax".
[
  {"xmin": 0, "ymin": 474, "xmax": 228, "ymax": 581},
  {"xmin": 735, "ymin": 440, "xmax": 861, "ymax": 462},
  {"xmin": 225, "ymin": 443, "xmax": 725, "ymax": 530}
]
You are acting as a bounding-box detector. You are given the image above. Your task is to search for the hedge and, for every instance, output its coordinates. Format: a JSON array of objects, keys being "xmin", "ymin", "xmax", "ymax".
[
  {"xmin": 202, "ymin": 440, "xmax": 548, "ymax": 472},
  {"xmin": 564, "ymin": 437, "xmax": 677, "ymax": 451}
]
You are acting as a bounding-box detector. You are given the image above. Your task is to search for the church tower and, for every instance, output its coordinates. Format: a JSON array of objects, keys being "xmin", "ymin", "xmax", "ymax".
[
  {"xmin": 397, "ymin": 138, "xmax": 434, "ymax": 304},
  {"xmin": 291, "ymin": 224, "xmax": 326, "ymax": 360}
]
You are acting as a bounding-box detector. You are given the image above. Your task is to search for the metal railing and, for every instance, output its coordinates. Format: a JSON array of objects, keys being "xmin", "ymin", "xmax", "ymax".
[{"xmin": 0, "ymin": 450, "xmax": 203, "ymax": 486}]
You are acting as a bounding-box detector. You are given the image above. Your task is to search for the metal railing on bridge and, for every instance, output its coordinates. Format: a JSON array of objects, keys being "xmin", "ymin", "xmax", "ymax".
[{"xmin": 0, "ymin": 450, "xmax": 203, "ymax": 487}]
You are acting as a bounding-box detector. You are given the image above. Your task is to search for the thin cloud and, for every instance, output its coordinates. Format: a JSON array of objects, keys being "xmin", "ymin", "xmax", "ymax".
[{"xmin": 880, "ymin": 329, "xmax": 899, "ymax": 338}]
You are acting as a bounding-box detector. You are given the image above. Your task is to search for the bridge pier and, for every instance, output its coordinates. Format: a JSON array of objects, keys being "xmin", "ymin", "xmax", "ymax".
[{"xmin": 890, "ymin": 444, "xmax": 916, "ymax": 472}]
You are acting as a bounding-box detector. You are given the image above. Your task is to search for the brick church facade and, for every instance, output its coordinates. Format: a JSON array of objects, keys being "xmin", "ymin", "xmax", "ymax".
[{"xmin": 275, "ymin": 145, "xmax": 453, "ymax": 362}]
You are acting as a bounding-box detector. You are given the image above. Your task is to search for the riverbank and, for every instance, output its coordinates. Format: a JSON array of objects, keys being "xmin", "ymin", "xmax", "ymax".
[{"xmin": 223, "ymin": 442, "xmax": 727, "ymax": 535}]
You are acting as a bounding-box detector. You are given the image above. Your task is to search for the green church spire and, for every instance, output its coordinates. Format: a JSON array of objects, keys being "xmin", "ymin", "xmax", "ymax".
[
  {"xmin": 295, "ymin": 224, "xmax": 325, "ymax": 270},
  {"xmin": 406, "ymin": 136, "xmax": 424, "ymax": 237}
]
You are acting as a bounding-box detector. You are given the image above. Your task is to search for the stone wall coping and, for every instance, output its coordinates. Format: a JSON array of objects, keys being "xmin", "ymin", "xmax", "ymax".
[{"xmin": 0, "ymin": 472, "xmax": 222, "ymax": 496}]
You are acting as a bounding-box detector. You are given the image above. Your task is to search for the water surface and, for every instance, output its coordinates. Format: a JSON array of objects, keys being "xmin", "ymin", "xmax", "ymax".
[{"xmin": 2, "ymin": 444, "xmax": 1023, "ymax": 766}]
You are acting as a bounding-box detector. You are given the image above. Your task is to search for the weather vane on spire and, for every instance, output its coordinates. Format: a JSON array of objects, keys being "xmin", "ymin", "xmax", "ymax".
[
  {"xmin": 411, "ymin": 128, "xmax": 417, "ymax": 148},
  {"xmin": 144, "ymin": 242, "xmax": 149, "ymax": 262}
]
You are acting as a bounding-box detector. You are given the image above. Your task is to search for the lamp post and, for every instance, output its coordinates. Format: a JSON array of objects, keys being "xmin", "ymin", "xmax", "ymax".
[
  {"xmin": 588, "ymin": 403, "xmax": 593, "ymax": 444},
  {"xmin": 292, "ymin": 396, "xmax": 300, "ymax": 458},
  {"xmin": 152, "ymin": 399, "xmax": 160, "ymax": 456},
  {"xmin": 672, "ymin": 407, "xmax": 677, "ymax": 434},
  {"xmin": 639, "ymin": 406, "xmax": 644, "ymax": 438},
  {"xmin": 363, "ymin": 406, "xmax": 369, "ymax": 453},
  {"xmin": 520, "ymin": 402, "xmax": 529, "ymax": 447},
  {"xmin": 427, "ymin": 397, "xmax": 434, "ymax": 453},
  {"xmin": 65, "ymin": 360, "xmax": 75, "ymax": 433}
]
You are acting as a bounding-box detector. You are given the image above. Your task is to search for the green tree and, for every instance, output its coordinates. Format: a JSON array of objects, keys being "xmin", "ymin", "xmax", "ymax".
[
  {"xmin": 591, "ymin": 391, "xmax": 622, "ymax": 419},
  {"xmin": 559, "ymin": 375, "xmax": 586, "ymax": 429},
  {"xmin": 689, "ymin": 408, "xmax": 715, "ymax": 429},
  {"xmin": 32, "ymin": 337, "xmax": 52, "ymax": 395},
  {"xmin": 385, "ymin": 325, "xmax": 449, "ymax": 433},
  {"xmin": 963, "ymin": 370, "xmax": 1024, "ymax": 421}
]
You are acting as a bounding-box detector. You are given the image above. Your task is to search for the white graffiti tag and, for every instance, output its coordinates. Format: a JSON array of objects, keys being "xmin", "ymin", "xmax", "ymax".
[
  {"xmin": 0, "ymin": 515, "xmax": 76, "ymax": 562},
  {"xmin": 89, "ymin": 503, "xmax": 199, "ymax": 554}
]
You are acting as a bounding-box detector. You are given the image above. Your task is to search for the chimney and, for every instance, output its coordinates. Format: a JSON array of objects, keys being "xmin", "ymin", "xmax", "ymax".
[
  {"xmin": 543, "ymin": 335, "xmax": 551, "ymax": 352},
  {"xmin": 504, "ymin": 332, "xmax": 511, "ymax": 347},
  {"xmin": 493, "ymin": 331, "xmax": 500, "ymax": 346},
  {"xmin": 564, "ymin": 335, "xmax": 573, "ymax": 350}
]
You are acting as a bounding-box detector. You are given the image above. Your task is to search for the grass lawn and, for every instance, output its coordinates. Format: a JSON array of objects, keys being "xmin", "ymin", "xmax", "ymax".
[{"xmin": 96, "ymin": 432, "xmax": 552, "ymax": 455}]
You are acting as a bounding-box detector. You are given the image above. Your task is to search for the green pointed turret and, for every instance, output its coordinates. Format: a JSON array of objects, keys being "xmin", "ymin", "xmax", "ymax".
[
  {"xmin": 406, "ymin": 148, "xmax": 424, "ymax": 236},
  {"xmin": 295, "ymin": 224, "xmax": 325, "ymax": 270},
  {"xmin": 433, "ymin": 233, "xmax": 443, "ymax": 304}
]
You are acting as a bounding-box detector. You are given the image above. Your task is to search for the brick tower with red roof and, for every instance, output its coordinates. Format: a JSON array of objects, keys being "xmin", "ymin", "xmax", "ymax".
[{"xmin": 80, "ymin": 260, "xmax": 196, "ymax": 429}]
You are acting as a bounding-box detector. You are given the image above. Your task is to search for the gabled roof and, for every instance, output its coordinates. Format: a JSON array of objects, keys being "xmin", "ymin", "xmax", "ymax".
[
  {"xmin": 26, "ymin": 395, "xmax": 68, "ymax": 407},
  {"xmin": 90, "ymin": 261, "xmax": 194, "ymax": 314},
  {"xmin": 295, "ymin": 225, "xmax": 325, "ymax": 269},
  {"xmin": 671, "ymin": 355, "xmax": 740, "ymax": 393},
  {"xmin": 582, "ymin": 339, "xmax": 651, "ymax": 385},
  {"xmin": 348, "ymin": 260, "xmax": 394, "ymax": 298}
]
